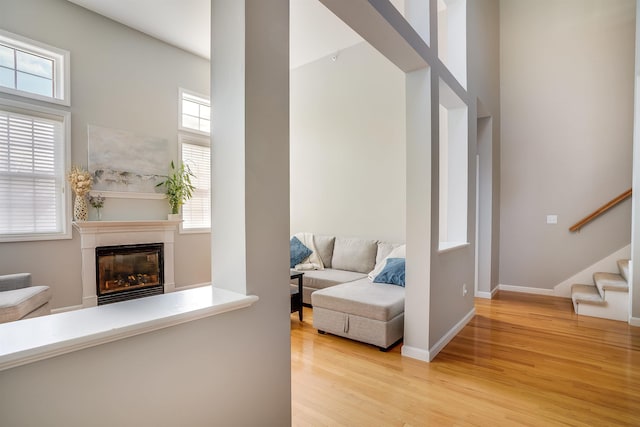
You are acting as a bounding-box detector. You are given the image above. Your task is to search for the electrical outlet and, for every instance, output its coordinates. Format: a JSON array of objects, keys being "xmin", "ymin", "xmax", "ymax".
[
  {"xmin": 462, "ymin": 283, "xmax": 468, "ymax": 297},
  {"xmin": 546, "ymin": 215, "xmax": 558, "ymax": 224}
]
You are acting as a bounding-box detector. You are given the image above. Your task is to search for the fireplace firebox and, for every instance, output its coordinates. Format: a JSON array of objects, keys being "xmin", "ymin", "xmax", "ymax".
[{"xmin": 95, "ymin": 243, "xmax": 164, "ymax": 305}]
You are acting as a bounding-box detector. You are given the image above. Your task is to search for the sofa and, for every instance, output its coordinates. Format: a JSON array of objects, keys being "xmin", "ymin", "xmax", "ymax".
[
  {"xmin": 0, "ymin": 273, "xmax": 51, "ymax": 324},
  {"xmin": 290, "ymin": 233, "xmax": 405, "ymax": 350}
]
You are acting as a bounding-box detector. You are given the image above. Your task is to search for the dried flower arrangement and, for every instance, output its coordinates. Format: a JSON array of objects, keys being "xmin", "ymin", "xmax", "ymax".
[{"xmin": 67, "ymin": 166, "xmax": 93, "ymax": 196}]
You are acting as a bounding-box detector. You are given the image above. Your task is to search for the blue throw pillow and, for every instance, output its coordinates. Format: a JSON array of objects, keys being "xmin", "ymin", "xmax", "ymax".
[
  {"xmin": 373, "ymin": 258, "xmax": 405, "ymax": 287},
  {"xmin": 290, "ymin": 236, "xmax": 313, "ymax": 268}
]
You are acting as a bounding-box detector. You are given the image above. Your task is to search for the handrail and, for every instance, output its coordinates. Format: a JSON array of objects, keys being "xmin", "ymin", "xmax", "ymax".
[{"xmin": 569, "ymin": 188, "xmax": 632, "ymax": 232}]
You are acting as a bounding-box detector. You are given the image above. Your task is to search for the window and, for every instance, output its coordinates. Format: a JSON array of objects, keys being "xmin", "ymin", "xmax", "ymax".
[
  {"xmin": 179, "ymin": 89, "xmax": 210, "ymax": 134},
  {"xmin": 178, "ymin": 88, "xmax": 211, "ymax": 231},
  {"xmin": 438, "ymin": 79, "xmax": 468, "ymax": 251},
  {"xmin": 0, "ymin": 98, "xmax": 70, "ymax": 242},
  {"xmin": 180, "ymin": 134, "xmax": 210, "ymax": 231},
  {"xmin": 0, "ymin": 29, "xmax": 70, "ymax": 105}
]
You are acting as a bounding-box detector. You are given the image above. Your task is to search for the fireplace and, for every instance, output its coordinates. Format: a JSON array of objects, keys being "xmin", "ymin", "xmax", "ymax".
[{"xmin": 96, "ymin": 243, "xmax": 164, "ymax": 305}]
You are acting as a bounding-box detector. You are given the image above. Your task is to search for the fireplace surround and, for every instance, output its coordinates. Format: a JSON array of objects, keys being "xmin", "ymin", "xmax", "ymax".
[{"xmin": 73, "ymin": 220, "xmax": 179, "ymax": 307}]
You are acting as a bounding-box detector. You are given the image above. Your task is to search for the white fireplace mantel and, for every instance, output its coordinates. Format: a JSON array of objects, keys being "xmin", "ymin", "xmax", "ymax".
[{"xmin": 73, "ymin": 220, "xmax": 181, "ymax": 307}]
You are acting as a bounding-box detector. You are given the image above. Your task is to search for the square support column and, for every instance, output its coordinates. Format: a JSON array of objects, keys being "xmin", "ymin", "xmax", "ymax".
[
  {"xmin": 210, "ymin": 2, "xmax": 291, "ymax": 423},
  {"xmin": 211, "ymin": 0, "xmax": 290, "ymax": 298}
]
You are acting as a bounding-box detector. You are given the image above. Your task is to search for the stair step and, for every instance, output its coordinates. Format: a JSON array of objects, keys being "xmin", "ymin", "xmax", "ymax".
[
  {"xmin": 571, "ymin": 284, "xmax": 605, "ymax": 311},
  {"xmin": 617, "ymin": 259, "xmax": 630, "ymax": 282},
  {"xmin": 594, "ymin": 272, "xmax": 628, "ymax": 295}
]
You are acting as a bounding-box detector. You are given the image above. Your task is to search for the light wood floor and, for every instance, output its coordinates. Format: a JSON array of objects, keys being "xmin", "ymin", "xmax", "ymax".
[{"xmin": 291, "ymin": 291, "xmax": 640, "ymax": 426}]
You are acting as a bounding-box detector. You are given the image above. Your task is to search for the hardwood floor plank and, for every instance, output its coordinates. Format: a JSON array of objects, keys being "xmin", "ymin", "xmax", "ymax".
[{"xmin": 291, "ymin": 291, "xmax": 640, "ymax": 426}]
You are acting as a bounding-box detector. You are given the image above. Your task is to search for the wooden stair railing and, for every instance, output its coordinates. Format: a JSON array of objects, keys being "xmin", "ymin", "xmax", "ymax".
[{"xmin": 569, "ymin": 188, "xmax": 632, "ymax": 232}]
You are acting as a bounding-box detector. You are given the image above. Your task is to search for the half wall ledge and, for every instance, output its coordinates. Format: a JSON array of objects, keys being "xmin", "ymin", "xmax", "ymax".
[{"xmin": 0, "ymin": 285, "xmax": 258, "ymax": 371}]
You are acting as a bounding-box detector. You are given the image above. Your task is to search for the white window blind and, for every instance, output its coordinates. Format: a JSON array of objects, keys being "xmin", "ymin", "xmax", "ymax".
[
  {"xmin": 0, "ymin": 104, "xmax": 67, "ymax": 240},
  {"xmin": 180, "ymin": 135, "xmax": 210, "ymax": 230}
]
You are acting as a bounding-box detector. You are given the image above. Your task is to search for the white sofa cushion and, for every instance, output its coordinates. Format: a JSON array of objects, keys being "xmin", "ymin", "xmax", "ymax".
[
  {"xmin": 293, "ymin": 232, "xmax": 324, "ymax": 270},
  {"xmin": 369, "ymin": 244, "xmax": 406, "ymax": 280},
  {"xmin": 331, "ymin": 237, "xmax": 377, "ymax": 274},
  {"xmin": 375, "ymin": 241, "xmax": 402, "ymax": 265},
  {"xmin": 311, "ymin": 278, "xmax": 405, "ymax": 322}
]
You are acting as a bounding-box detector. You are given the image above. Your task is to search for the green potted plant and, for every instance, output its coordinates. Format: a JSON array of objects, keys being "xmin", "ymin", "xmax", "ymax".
[{"xmin": 156, "ymin": 160, "xmax": 196, "ymax": 219}]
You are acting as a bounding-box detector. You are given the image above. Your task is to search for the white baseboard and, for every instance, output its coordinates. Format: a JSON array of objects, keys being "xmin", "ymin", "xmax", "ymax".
[
  {"xmin": 51, "ymin": 304, "xmax": 84, "ymax": 314},
  {"xmin": 401, "ymin": 345, "xmax": 430, "ymax": 362},
  {"xmin": 498, "ymin": 284, "xmax": 555, "ymax": 296},
  {"xmin": 428, "ymin": 307, "xmax": 476, "ymax": 361},
  {"xmin": 476, "ymin": 287, "xmax": 499, "ymax": 299},
  {"xmin": 553, "ymin": 244, "xmax": 631, "ymax": 297},
  {"xmin": 630, "ymin": 317, "xmax": 640, "ymax": 327}
]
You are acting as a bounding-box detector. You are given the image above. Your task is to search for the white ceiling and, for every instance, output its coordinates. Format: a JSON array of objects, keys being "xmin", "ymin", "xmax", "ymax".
[
  {"xmin": 67, "ymin": 0, "xmax": 212, "ymax": 58},
  {"xmin": 68, "ymin": 0, "xmax": 399, "ymax": 69}
]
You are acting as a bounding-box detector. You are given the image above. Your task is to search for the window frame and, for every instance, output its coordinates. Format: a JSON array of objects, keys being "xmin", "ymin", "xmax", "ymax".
[
  {"xmin": 0, "ymin": 97, "xmax": 72, "ymax": 243},
  {"xmin": 178, "ymin": 133, "xmax": 211, "ymax": 234},
  {"xmin": 178, "ymin": 88, "xmax": 210, "ymax": 136},
  {"xmin": 438, "ymin": 78, "xmax": 469, "ymax": 252},
  {"xmin": 0, "ymin": 29, "xmax": 71, "ymax": 106}
]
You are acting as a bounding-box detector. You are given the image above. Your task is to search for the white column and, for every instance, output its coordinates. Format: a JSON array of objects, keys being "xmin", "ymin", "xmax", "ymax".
[
  {"xmin": 402, "ymin": 67, "xmax": 432, "ymax": 361},
  {"xmin": 211, "ymin": 1, "xmax": 290, "ymax": 298},
  {"xmin": 210, "ymin": 2, "xmax": 291, "ymax": 422}
]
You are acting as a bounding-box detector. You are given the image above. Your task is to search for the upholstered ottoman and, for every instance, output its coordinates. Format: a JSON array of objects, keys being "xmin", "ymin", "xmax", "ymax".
[
  {"xmin": 311, "ymin": 278, "xmax": 404, "ymax": 350},
  {"xmin": 0, "ymin": 273, "xmax": 51, "ymax": 324}
]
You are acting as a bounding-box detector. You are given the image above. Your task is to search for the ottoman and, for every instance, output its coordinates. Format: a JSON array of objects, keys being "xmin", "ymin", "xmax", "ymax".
[{"xmin": 311, "ymin": 278, "xmax": 404, "ymax": 350}]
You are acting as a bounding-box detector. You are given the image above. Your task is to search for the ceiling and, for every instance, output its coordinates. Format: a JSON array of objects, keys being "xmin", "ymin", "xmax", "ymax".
[
  {"xmin": 67, "ymin": 0, "xmax": 400, "ymax": 69},
  {"xmin": 67, "ymin": 0, "xmax": 212, "ymax": 58}
]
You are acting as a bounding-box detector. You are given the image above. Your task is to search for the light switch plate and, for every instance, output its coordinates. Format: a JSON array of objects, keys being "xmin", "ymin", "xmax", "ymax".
[{"xmin": 547, "ymin": 215, "xmax": 558, "ymax": 224}]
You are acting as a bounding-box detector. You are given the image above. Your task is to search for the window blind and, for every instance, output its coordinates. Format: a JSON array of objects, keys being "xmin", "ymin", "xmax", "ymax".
[
  {"xmin": 0, "ymin": 108, "xmax": 64, "ymax": 236},
  {"xmin": 181, "ymin": 137, "xmax": 210, "ymax": 230}
]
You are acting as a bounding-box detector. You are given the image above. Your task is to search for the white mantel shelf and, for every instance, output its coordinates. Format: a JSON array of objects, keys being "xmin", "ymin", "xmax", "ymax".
[
  {"xmin": 0, "ymin": 286, "xmax": 259, "ymax": 372},
  {"xmin": 73, "ymin": 219, "xmax": 182, "ymax": 233}
]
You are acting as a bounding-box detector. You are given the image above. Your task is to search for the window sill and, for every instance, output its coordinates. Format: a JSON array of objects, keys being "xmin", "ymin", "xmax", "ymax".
[
  {"xmin": 0, "ymin": 285, "xmax": 258, "ymax": 372},
  {"xmin": 179, "ymin": 227, "xmax": 211, "ymax": 235},
  {"xmin": 438, "ymin": 241, "xmax": 470, "ymax": 254}
]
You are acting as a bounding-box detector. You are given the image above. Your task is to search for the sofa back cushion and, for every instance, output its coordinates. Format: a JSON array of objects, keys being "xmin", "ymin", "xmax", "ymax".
[
  {"xmin": 331, "ymin": 237, "xmax": 378, "ymax": 273},
  {"xmin": 314, "ymin": 235, "xmax": 336, "ymax": 268}
]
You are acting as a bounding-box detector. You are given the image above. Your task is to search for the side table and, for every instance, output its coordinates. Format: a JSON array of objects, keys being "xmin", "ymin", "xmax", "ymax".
[{"xmin": 290, "ymin": 270, "xmax": 304, "ymax": 321}]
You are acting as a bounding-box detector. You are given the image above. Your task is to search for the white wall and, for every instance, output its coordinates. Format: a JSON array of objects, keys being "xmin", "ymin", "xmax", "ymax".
[
  {"xmin": 0, "ymin": 0, "xmax": 211, "ymax": 309},
  {"xmin": 290, "ymin": 42, "xmax": 406, "ymax": 243},
  {"xmin": 500, "ymin": 0, "xmax": 635, "ymax": 290},
  {"xmin": 469, "ymin": 0, "xmax": 501, "ymax": 297}
]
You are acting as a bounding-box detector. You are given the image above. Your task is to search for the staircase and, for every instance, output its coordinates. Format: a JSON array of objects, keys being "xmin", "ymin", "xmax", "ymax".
[{"xmin": 571, "ymin": 260, "xmax": 630, "ymax": 321}]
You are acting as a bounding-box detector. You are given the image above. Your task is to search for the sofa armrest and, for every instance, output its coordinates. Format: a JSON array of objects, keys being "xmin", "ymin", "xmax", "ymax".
[{"xmin": 0, "ymin": 273, "xmax": 32, "ymax": 291}]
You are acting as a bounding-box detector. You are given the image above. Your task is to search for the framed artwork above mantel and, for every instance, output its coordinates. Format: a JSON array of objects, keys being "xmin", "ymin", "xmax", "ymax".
[{"xmin": 88, "ymin": 125, "xmax": 170, "ymax": 199}]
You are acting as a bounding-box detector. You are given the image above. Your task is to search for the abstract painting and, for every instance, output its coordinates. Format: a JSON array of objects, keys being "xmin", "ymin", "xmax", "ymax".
[{"xmin": 88, "ymin": 125, "xmax": 170, "ymax": 196}]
